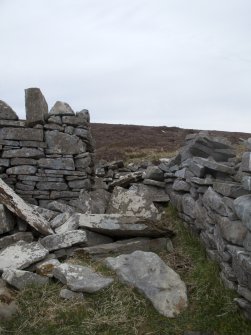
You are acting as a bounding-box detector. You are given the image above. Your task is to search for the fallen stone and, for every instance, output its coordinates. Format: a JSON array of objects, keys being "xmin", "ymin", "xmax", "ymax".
[
  {"xmin": 25, "ymin": 88, "xmax": 48, "ymax": 126},
  {"xmin": 143, "ymin": 179, "xmax": 166, "ymax": 188},
  {"xmin": 2, "ymin": 269, "xmax": 49, "ymax": 290},
  {"xmin": 38, "ymin": 158, "xmax": 75, "ymax": 170},
  {"xmin": 35, "ymin": 258, "xmax": 61, "ymax": 277},
  {"xmin": 59, "ymin": 288, "xmax": 84, "ymax": 301},
  {"xmin": 0, "ymin": 241, "xmax": 49, "ymax": 271},
  {"xmin": 0, "ymin": 100, "xmax": 18, "ymax": 120},
  {"xmin": 144, "ymin": 166, "xmax": 164, "ymax": 181},
  {"xmin": 108, "ymin": 171, "xmax": 143, "ymax": 189},
  {"xmin": 193, "ymin": 157, "xmax": 235, "ymax": 175},
  {"xmin": 30, "ymin": 205, "xmax": 58, "ymax": 221},
  {"xmin": 0, "ymin": 178, "xmax": 53, "ymax": 235},
  {"xmin": 106, "ymin": 186, "xmax": 160, "ymax": 219},
  {"xmin": 173, "ymin": 179, "xmax": 190, "ymax": 192},
  {"xmin": 202, "ymin": 187, "xmax": 232, "ymax": 217},
  {"xmin": 213, "ymin": 181, "xmax": 248, "ymax": 198},
  {"xmin": 78, "ymin": 214, "xmax": 173, "ymax": 237},
  {"xmin": 45, "ymin": 130, "xmax": 86, "ymax": 155},
  {"xmin": 79, "ymin": 237, "xmax": 170, "ymax": 259},
  {"xmin": 54, "ymin": 213, "xmax": 80, "ymax": 234},
  {"xmin": 50, "ymin": 212, "xmax": 72, "ymax": 229},
  {"xmin": 0, "ymin": 127, "xmax": 43, "ymax": 141},
  {"xmin": 49, "ymin": 101, "xmax": 74, "ymax": 116},
  {"xmin": 53, "ymin": 263, "xmax": 113, "ymax": 292},
  {"xmin": 0, "ymin": 204, "xmax": 16, "ymax": 234},
  {"xmin": 40, "ymin": 230, "xmax": 87, "ymax": 251},
  {"xmin": 104, "ymin": 251, "xmax": 187, "ymax": 317},
  {"xmin": 0, "ymin": 232, "xmax": 33, "ymax": 250},
  {"xmin": 46, "ymin": 201, "xmax": 76, "ymax": 214},
  {"xmin": 234, "ymin": 195, "xmax": 251, "ymax": 231}
]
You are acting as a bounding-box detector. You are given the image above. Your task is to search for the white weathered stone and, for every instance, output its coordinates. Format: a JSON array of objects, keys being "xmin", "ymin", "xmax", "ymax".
[
  {"xmin": 104, "ymin": 251, "xmax": 187, "ymax": 317},
  {"xmin": 40, "ymin": 230, "xmax": 87, "ymax": 251},
  {"xmin": 0, "ymin": 241, "xmax": 48, "ymax": 271},
  {"xmin": 53, "ymin": 263, "xmax": 113, "ymax": 292}
]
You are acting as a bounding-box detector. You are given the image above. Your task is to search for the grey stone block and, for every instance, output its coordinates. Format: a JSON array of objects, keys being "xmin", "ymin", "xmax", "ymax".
[{"xmin": 25, "ymin": 88, "xmax": 48, "ymax": 126}]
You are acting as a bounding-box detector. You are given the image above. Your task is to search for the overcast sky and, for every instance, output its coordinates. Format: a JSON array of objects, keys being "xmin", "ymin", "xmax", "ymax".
[{"xmin": 0, "ymin": 0, "xmax": 251, "ymax": 132}]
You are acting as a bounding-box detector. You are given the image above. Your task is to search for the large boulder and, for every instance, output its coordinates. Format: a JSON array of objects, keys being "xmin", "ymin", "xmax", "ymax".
[{"xmin": 104, "ymin": 251, "xmax": 187, "ymax": 317}]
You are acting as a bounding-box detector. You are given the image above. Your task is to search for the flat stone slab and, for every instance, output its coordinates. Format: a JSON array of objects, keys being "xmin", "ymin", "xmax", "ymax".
[
  {"xmin": 2, "ymin": 269, "xmax": 49, "ymax": 290},
  {"xmin": 193, "ymin": 157, "xmax": 235, "ymax": 175},
  {"xmin": 79, "ymin": 237, "xmax": 170, "ymax": 259},
  {"xmin": 40, "ymin": 230, "xmax": 87, "ymax": 251},
  {"xmin": 104, "ymin": 251, "xmax": 188, "ymax": 317},
  {"xmin": 0, "ymin": 178, "xmax": 53, "ymax": 235},
  {"xmin": 0, "ymin": 127, "xmax": 43, "ymax": 141},
  {"xmin": 78, "ymin": 214, "xmax": 173, "ymax": 237},
  {"xmin": 108, "ymin": 171, "xmax": 143, "ymax": 189},
  {"xmin": 38, "ymin": 158, "xmax": 75, "ymax": 170},
  {"xmin": 53, "ymin": 263, "xmax": 114, "ymax": 292},
  {"xmin": 0, "ymin": 241, "xmax": 49, "ymax": 271}
]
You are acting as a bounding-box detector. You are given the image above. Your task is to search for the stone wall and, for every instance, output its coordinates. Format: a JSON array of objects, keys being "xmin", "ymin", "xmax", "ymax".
[
  {"xmin": 159, "ymin": 133, "xmax": 251, "ymax": 319},
  {"xmin": 0, "ymin": 88, "xmax": 95, "ymax": 206}
]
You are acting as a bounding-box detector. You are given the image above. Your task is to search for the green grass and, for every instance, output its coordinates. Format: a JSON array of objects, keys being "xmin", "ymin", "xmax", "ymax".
[{"xmin": 1, "ymin": 205, "xmax": 251, "ymax": 335}]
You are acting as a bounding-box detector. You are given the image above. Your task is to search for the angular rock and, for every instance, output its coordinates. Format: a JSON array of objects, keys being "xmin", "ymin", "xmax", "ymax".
[
  {"xmin": 50, "ymin": 212, "xmax": 72, "ymax": 229},
  {"xmin": 182, "ymin": 193, "xmax": 196, "ymax": 219},
  {"xmin": 0, "ymin": 179, "xmax": 53, "ymax": 235},
  {"xmin": 45, "ymin": 130, "xmax": 86, "ymax": 155},
  {"xmin": 47, "ymin": 201, "xmax": 76, "ymax": 214},
  {"xmin": 80, "ymin": 237, "xmax": 170, "ymax": 259},
  {"xmin": 75, "ymin": 155, "xmax": 91, "ymax": 169},
  {"xmin": 193, "ymin": 157, "xmax": 235, "ymax": 175},
  {"xmin": 38, "ymin": 158, "xmax": 75, "ymax": 170},
  {"xmin": 2, "ymin": 269, "xmax": 49, "ymax": 290},
  {"xmin": 0, "ymin": 204, "xmax": 16, "ymax": 234},
  {"xmin": 53, "ymin": 263, "xmax": 113, "ymax": 292},
  {"xmin": 54, "ymin": 213, "xmax": 80, "ymax": 234},
  {"xmin": 238, "ymin": 285, "xmax": 251, "ymax": 303},
  {"xmin": 0, "ymin": 241, "xmax": 49, "ymax": 271},
  {"xmin": 6, "ymin": 165, "xmax": 37, "ymax": 175},
  {"xmin": 234, "ymin": 195, "xmax": 251, "ymax": 231},
  {"xmin": 78, "ymin": 214, "xmax": 173, "ymax": 238},
  {"xmin": 60, "ymin": 288, "xmax": 84, "ymax": 300},
  {"xmin": 241, "ymin": 152, "xmax": 251, "ymax": 172},
  {"xmin": 25, "ymin": 88, "xmax": 48, "ymax": 126},
  {"xmin": 40, "ymin": 230, "xmax": 87, "ymax": 251},
  {"xmin": 108, "ymin": 171, "xmax": 143, "ymax": 189},
  {"xmin": 173, "ymin": 179, "xmax": 190, "ymax": 192},
  {"xmin": 213, "ymin": 181, "xmax": 248, "ymax": 198},
  {"xmin": 0, "ymin": 100, "xmax": 18, "ymax": 120},
  {"xmin": 217, "ymin": 216, "xmax": 247, "ymax": 246},
  {"xmin": 129, "ymin": 184, "xmax": 169, "ymax": 203},
  {"xmin": 143, "ymin": 179, "xmax": 166, "ymax": 188},
  {"xmin": 104, "ymin": 251, "xmax": 187, "ymax": 317},
  {"xmin": 49, "ymin": 101, "xmax": 74, "ymax": 116},
  {"xmin": 62, "ymin": 115, "xmax": 88, "ymax": 127},
  {"xmin": 0, "ymin": 232, "xmax": 33, "ymax": 250},
  {"xmin": 144, "ymin": 166, "xmax": 164, "ymax": 181},
  {"xmin": 0, "ymin": 127, "xmax": 43, "ymax": 141},
  {"xmin": 106, "ymin": 186, "xmax": 160, "ymax": 219},
  {"xmin": 2, "ymin": 148, "xmax": 44, "ymax": 158},
  {"xmin": 203, "ymin": 187, "xmax": 231, "ymax": 217}
]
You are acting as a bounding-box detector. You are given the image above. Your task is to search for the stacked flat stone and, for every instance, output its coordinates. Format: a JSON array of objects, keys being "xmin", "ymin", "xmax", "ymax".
[
  {"xmin": 159, "ymin": 133, "xmax": 251, "ymax": 320},
  {"xmin": 0, "ymin": 88, "xmax": 94, "ymax": 206}
]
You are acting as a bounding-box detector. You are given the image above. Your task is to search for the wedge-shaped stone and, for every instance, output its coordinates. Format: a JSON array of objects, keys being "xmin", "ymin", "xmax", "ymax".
[
  {"xmin": 40, "ymin": 230, "xmax": 87, "ymax": 251},
  {"xmin": 0, "ymin": 127, "xmax": 43, "ymax": 141},
  {"xmin": 25, "ymin": 88, "xmax": 48, "ymax": 126},
  {"xmin": 53, "ymin": 263, "xmax": 113, "ymax": 292},
  {"xmin": 0, "ymin": 178, "xmax": 53, "ymax": 235},
  {"xmin": 2, "ymin": 269, "xmax": 49, "ymax": 290},
  {"xmin": 106, "ymin": 186, "xmax": 160, "ymax": 219},
  {"xmin": 104, "ymin": 251, "xmax": 187, "ymax": 318},
  {"xmin": 0, "ymin": 241, "xmax": 48, "ymax": 271},
  {"xmin": 78, "ymin": 214, "xmax": 173, "ymax": 237}
]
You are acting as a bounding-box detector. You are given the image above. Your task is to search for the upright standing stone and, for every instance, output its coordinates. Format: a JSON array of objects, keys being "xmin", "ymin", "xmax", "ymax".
[{"xmin": 25, "ymin": 88, "xmax": 48, "ymax": 126}]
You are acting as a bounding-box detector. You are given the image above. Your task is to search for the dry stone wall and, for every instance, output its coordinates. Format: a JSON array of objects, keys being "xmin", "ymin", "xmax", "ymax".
[
  {"xmin": 157, "ymin": 132, "xmax": 251, "ymax": 319},
  {"xmin": 0, "ymin": 88, "xmax": 94, "ymax": 206}
]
